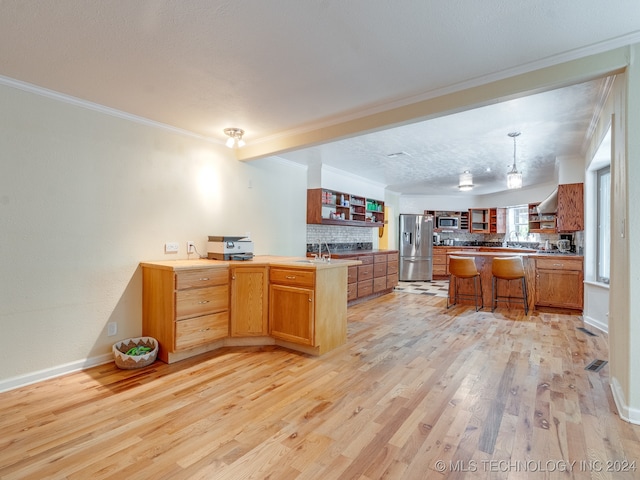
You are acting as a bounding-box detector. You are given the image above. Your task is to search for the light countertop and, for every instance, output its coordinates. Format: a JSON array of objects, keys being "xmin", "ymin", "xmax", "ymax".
[{"xmin": 140, "ymin": 255, "xmax": 361, "ymax": 271}]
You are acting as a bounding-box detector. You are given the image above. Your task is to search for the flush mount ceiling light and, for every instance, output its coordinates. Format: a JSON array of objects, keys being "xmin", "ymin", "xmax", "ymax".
[
  {"xmin": 458, "ymin": 170, "xmax": 474, "ymax": 191},
  {"xmin": 224, "ymin": 128, "xmax": 246, "ymax": 148},
  {"xmin": 507, "ymin": 131, "xmax": 523, "ymax": 189}
]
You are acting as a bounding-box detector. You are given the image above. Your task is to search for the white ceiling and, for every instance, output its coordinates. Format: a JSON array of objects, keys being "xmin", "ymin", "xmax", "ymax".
[{"xmin": 1, "ymin": 1, "xmax": 639, "ymax": 194}]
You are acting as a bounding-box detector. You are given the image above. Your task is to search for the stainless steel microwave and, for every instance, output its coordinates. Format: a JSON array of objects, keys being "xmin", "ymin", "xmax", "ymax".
[{"xmin": 437, "ymin": 216, "xmax": 459, "ymax": 229}]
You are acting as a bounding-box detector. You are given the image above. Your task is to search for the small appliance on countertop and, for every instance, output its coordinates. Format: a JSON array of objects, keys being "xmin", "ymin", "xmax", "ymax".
[{"xmin": 207, "ymin": 235, "xmax": 254, "ymax": 260}]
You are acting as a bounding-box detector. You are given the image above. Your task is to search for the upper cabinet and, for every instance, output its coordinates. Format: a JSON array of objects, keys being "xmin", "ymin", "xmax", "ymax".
[
  {"xmin": 490, "ymin": 207, "xmax": 506, "ymax": 234},
  {"xmin": 307, "ymin": 188, "xmax": 385, "ymax": 227},
  {"xmin": 528, "ymin": 203, "xmax": 557, "ymax": 233},
  {"xmin": 469, "ymin": 208, "xmax": 490, "ymax": 233},
  {"xmin": 556, "ymin": 183, "xmax": 584, "ymax": 232}
]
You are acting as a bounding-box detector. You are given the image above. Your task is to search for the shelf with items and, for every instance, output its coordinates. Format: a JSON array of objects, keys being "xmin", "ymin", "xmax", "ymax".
[
  {"xmin": 469, "ymin": 208, "xmax": 489, "ymax": 233},
  {"xmin": 528, "ymin": 203, "xmax": 556, "ymax": 233},
  {"xmin": 425, "ymin": 210, "xmax": 469, "ymax": 232},
  {"xmin": 307, "ymin": 188, "xmax": 385, "ymax": 227}
]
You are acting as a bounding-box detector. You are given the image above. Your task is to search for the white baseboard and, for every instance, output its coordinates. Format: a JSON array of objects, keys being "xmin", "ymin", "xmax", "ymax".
[
  {"xmin": 610, "ymin": 377, "xmax": 640, "ymax": 425},
  {"xmin": 0, "ymin": 353, "xmax": 114, "ymax": 393},
  {"xmin": 583, "ymin": 315, "xmax": 608, "ymax": 334}
]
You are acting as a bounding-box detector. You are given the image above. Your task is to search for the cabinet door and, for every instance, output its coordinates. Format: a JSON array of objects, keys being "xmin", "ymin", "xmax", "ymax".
[
  {"xmin": 230, "ymin": 266, "xmax": 268, "ymax": 336},
  {"xmin": 535, "ymin": 269, "xmax": 583, "ymax": 309},
  {"xmin": 269, "ymin": 284, "xmax": 314, "ymax": 346},
  {"xmin": 557, "ymin": 183, "xmax": 584, "ymax": 232}
]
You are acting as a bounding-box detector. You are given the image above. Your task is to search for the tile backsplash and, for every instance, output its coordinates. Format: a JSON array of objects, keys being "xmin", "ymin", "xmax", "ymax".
[{"xmin": 306, "ymin": 225, "xmax": 373, "ymax": 252}]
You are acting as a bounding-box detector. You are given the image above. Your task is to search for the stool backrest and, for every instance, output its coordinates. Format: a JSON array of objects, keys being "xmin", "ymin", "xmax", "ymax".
[
  {"xmin": 492, "ymin": 256, "xmax": 525, "ymax": 279},
  {"xmin": 449, "ymin": 256, "xmax": 479, "ymax": 277}
]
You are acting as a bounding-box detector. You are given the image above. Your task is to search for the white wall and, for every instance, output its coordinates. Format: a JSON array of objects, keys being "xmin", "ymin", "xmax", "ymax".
[
  {"xmin": 0, "ymin": 81, "xmax": 307, "ymax": 388},
  {"xmin": 399, "ymin": 181, "xmax": 559, "ymax": 213}
]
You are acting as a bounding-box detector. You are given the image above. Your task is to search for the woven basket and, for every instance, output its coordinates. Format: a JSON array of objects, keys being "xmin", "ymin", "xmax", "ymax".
[{"xmin": 112, "ymin": 337, "xmax": 158, "ymax": 369}]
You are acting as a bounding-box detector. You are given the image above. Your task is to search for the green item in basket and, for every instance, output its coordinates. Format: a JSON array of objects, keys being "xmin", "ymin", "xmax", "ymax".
[{"xmin": 125, "ymin": 345, "xmax": 152, "ymax": 356}]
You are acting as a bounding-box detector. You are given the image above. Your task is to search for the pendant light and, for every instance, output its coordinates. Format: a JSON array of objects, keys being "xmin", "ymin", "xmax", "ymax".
[{"xmin": 507, "ymin": 131, "xmax": 523, "ymax": 189}]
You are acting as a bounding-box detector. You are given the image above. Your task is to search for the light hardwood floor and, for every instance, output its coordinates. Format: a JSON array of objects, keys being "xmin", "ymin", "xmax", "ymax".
[{"xmin": 1, "ymin": 293, "xmax": 639, "ymax": 479}]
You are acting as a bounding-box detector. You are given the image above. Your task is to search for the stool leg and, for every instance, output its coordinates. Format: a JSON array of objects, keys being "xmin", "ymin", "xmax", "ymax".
[
  {"xmin": 478, "ymin": 274, "xmax": 484, "ymax": 310},
  {"xmin": 447, "ymin": 276, "xmax": 453, "ymax": 309},
  {"xmin": 491, "ymin": 277, "xmax": 496, "ymax": 312},
  {"xmin": 522, "ymin": 277, "xmax": 529, "ymax": 314}
]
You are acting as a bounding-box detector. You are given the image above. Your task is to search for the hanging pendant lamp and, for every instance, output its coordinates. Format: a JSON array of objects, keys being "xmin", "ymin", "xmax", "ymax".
[{"xmin": 507, "ymin": 132, "xmax": 523, "ymax": 189}]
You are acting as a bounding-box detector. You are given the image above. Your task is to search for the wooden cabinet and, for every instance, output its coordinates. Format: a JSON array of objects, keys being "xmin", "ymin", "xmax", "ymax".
[
  {"xmin": 142, "ymin": 265, "xmax": 229, "ymax": 363},
  {"xmin": 556, "ymin": 183, "xmax": 584, "ymax": 232},
  {"xmin": 230, "ymin": 265, "xmax": 268, "ymax": 337},
  {"xmin": 425, "ymin": 210, "xmax": 469, "ymax": 232},
  {"xmin": 334, "ymin": 251, "xmax": 397, "ymax": 302},
  {"xmin": 307, "ymin": 188, "xmax": 384, "ymax": 227},
  {"xmin": 269, "ymin": 266, "xmax": 347, "ymax": 355},
  {"xmin": 535, "ymin": 257, "xmax": 584, "ymax": 310},
  {"xmin": 490, "ymin": 207, "xmax": 506, "ymax": 234},
  {"xmin": 386, "ymin": 252, "xmax": 399, "ymax": 289},
  {"xmin": 528, "ymin": 203, "xmax": 556, "ymax": 233},
  {"xmin": 469, "ymin": 209, "xmax": 489, "ymax": 233},
  {"xmin": 433, "ymin": 246, "xmax": 449, "ymax": 279}
]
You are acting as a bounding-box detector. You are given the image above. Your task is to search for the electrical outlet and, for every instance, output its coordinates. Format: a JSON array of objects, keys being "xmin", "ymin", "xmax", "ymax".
[
  {"xmin": 107, "ymin": 322, "xmax": 117, "ymax": 336},
  {"xmin": 165, "ymin": 242, "xmax": 179, "ymax": 253},
  {"xmin": 187, "ymin": 241, "xmax": 196, "ymax": 254}
]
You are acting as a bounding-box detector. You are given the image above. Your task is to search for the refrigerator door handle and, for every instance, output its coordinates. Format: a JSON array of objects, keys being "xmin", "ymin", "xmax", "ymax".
[{"xmin": 403, "ymin": 231, "xmax": 412, "ymax": 244}]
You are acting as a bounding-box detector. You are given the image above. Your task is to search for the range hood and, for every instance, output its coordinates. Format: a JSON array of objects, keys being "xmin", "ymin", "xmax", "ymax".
[{"xmin": 536, "ymin": 188, "xmax": 558, "ymax": 214}]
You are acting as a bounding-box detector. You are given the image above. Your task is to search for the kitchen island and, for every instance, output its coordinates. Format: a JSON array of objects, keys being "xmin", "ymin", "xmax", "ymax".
[
  {"xmin": 447, "ymin": 250, "xmax": 536, "ymax": 312},
  {"xmin": 446, "ymin": 250, "xmax": 584, "ymax": 313},
  {"xmin": 140, "ymin": 256, "xmax": 361, "ymax": 363}
]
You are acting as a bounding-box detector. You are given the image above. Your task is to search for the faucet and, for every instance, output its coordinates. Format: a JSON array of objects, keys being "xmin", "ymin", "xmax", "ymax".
[
  {"xmin": 313, "ymin": 241, "xmax": 322, "ymax": 260},
  {"xmin": 322, "ymin": 241, "xmax": 331, "ymax": 262}
]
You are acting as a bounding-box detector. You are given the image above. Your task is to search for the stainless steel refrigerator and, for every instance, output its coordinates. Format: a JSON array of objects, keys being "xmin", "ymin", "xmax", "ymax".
[{"xmin": 399, "ymin": 214, "xmax": 433, "ymax": 281}]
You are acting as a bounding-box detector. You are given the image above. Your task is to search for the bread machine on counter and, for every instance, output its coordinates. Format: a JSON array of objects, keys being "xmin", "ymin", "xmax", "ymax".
[{"xmin": 207, "ymin": 236, "xmax": 254, "ymax": 260}]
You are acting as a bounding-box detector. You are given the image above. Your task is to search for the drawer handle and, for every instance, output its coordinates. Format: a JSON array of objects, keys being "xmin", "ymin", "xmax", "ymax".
[
  {"xmin": 553, "ymin": 264, "xmax": 562, "ymax": 267},
  {"xmin": 285, "ymin": 275, "xmax": 296, "ymax": 279},
  {"xmin": 199, "ymin": 328, "xmax": 211, "ymax": 332},
  {"xmin": 199, "ymin": 278, "xmax": 210, "ymax": 281},
  {"xmin": 197, "ymin": 300, "xmax": 210, "ymax": 304}
]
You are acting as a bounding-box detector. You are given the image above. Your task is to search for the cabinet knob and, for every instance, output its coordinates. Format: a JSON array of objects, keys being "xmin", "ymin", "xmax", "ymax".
[
  {"xmin": 309, "ymin": 297, "xmax": 312, "ymax": 302},
  {"xmin": 232, "ymin": 276, "xmax": 236, "ymax": 280}
]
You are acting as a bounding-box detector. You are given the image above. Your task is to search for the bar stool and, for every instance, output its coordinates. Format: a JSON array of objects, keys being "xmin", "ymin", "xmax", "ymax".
[
  {"xmin": 447, "ymin": 256, "xmax": 483, "ymax": 311},
  {"xmin": 491, "ymin": 256, "xmax": 528, "ymax": 314}
]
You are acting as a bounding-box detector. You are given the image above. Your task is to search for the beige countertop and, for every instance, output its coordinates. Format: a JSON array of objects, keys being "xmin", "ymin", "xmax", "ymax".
[{"xmin": 140, "ymin": 255, "xmax": 362, "ymax": 271}]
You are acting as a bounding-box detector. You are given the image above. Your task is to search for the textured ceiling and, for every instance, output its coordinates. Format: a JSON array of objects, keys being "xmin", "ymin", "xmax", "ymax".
[{"xmin": 1, "ymin": 1, "xmax": 638, "ymax": 194}]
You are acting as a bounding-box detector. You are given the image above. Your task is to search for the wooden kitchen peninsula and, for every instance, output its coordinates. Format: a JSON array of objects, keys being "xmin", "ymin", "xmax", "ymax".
[
  {"xmin": 446, "ymin": 250, "xmax": 536, "ymax": 312},
  {"xmin": 140, "ymin": 256, "xmax": 361, "ymax": 363},
  {"xmin": 446, "ymin": 250, "xmax": 584, "ymax": 313}
]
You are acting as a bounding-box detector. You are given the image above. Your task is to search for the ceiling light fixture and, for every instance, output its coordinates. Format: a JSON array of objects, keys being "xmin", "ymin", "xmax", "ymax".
[
  {"xmin": 458, "ymin": 170, "xmax": 474, "ymax": 191},
  {"xmin": 507, "ymin": 131, "xmax": 523, "ymax": 189},
  {"xmin": 224, "ymin": 128, "xmax": 246, "ymax": 148}
]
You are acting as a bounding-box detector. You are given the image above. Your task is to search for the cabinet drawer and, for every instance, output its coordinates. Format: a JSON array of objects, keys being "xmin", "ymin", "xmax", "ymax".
[
  {"xmin": 358, "ymin": 264, "xmax": 373, "ymax": 280},
  {"xmin": 374, "ymin": 262, "xmax": 387, "ymax": 278},
  {"xmin": 358, "ymin": 255, "xmax": 374, "ymax": 265},
  {"xmin": 270, "ymin": 268, "xmax": 315, "ymax": 287},
  {"xmin": 373, "ymin": 276, "xmax": 387, "ymax": 293},
  {"xmin": 347, "ymin": 265, "xmax": 358, "ymax": 284},
  {"xmin": 175, "ymin": 312, "xmax": 229, "ymax": 350},
  {"xmin": 433, "ymin": 254, "xmax": 446, "ymax": 265},
  {"xmin": 387, "ymin": 260, "xmax": 398, "ymax": 275},
  {"xmin": 433, "ymin": 264, "xmax": 447, "ymax": 275},
  {"xmin": 176, "ymin": 285, "xmax": 229, "ymax": 320},
  {"xmin": 358, "ymin": 279, "xmax": 373, "ymax": 297},
  {"xmin": 347, "ymin": 282, "xmax": 358, "ymax": 301},
  {"xmin": 386, "ymin": 273, "xmax": 398, "ymax": 289},
  {"xmin": 374, "ymin": 254, "xmax": 387, "ymax": 264},
  {"xmin": 387, "ymin": 253, "xmax": 398, "ymax": 263},
  {"xmin": 176, "ymin": 268, "xmax": 228, "ymax": 290},
  {"xmin": 536, "ymin": 258, "xmax": 583, "ymax": 271}
]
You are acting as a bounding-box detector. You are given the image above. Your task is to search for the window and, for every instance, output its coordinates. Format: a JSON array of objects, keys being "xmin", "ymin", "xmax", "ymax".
[
  {"xmin": 597, "ymin": 166, "xmax": 610, "ymax": 283},
  {"xmin": 506, "ymin": 205, "xmax": 530, "ymax": 241}
]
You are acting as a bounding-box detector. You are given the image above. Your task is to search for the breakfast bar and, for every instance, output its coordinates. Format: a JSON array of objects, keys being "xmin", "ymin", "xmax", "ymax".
[{"xmin": 447, "ymin": 250, "xmax": 536, "ymax": 312}]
